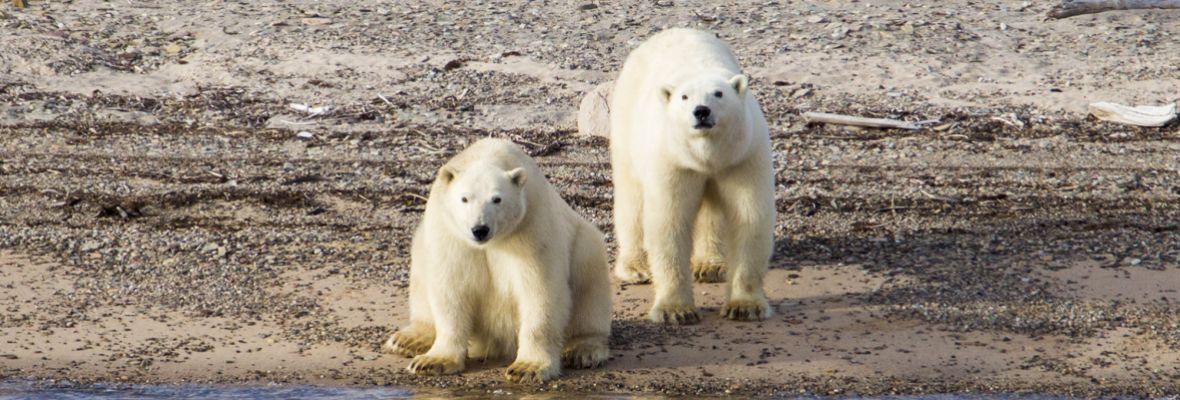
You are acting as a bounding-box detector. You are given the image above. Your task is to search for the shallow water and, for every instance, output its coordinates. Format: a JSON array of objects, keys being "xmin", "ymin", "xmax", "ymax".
[
  {"xmin": 0, "ymin": 380, "xmax": 413, "ymax": 400},
  {"xmin": 0, "ymin": 380, "xmax": 1093, "ymax": 400}
]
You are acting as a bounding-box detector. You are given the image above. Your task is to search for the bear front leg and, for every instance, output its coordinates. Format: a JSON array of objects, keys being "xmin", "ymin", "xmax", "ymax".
[
  {"xmin": 642, "ymin": 172, "xmax": 705, "ymax": 325},
  {"xmin": 408, "ymin": 284, "xmax": 473, "ymax": 376},
  {"xmin": 501, "ymin": 252, "xmax": 569, "ymax": 384},
  {"xmin": 716, "ymin": 159, "xmax": 775, "ymax": 321},
  {"xmin": 385, "ymin": 246, "xmax": 436, "ymax": 358}
]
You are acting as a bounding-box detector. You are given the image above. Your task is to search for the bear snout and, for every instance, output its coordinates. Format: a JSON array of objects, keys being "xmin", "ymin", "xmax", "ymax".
[
  {"xmin": 693, "ymin": 105, "xmax": 711, "ymax": 121},
  {"xmin": 692, "ymin": 105, "xmax": 715, "ymax": 128},
  {"xmin": 471, "ymin": 225, "xmax": 491, "ymax": 242}
]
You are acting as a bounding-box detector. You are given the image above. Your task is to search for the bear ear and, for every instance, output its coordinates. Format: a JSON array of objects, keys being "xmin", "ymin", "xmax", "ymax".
[
  {"xmin": 438, "ymin": 165, "xmax": 458, "ymax": 185},
  {"xmin": 729, "ymin": 74, "xmax": 749, "ymax": 96},
  {"xmin": 660, "ymin": 86, "xmax": 674, "ymax": 104},
  {"xmin": 506, "ymin": 167, "xmax": 527, "ymax": 187}
]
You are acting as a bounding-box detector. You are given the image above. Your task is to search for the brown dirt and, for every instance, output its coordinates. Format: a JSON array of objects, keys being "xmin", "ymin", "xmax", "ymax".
[{"xmin": 2, "ymin": 0, "xmax": 1180, "ymax": 397}]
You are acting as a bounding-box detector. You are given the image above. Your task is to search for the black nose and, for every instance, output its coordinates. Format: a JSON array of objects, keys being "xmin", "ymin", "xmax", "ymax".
[
  {"xmin": 472, "ymin": 225, "xmax": 490, "ymax": 241},
  {"xmin": 693, "ymin": 106, "xmax": 711, "ymax": 121}
]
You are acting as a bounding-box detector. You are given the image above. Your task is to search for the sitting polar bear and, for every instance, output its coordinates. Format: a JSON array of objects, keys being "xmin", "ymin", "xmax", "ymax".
[
  {"xmin": 610, "ymin": 28, "xmax": 775, "ymax": 324},
  {"xmin": 383, "ymin": 138, "xmax": 611, "ymax": 383}
]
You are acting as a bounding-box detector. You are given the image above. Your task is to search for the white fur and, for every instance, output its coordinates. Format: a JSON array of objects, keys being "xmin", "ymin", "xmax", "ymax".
[
  {"xmin": 609, "ymin": 28, "xmax": 775, "ymax": 324},
  {"xmin": 384, "ymin": 138, "xmax": 611, "ymax": 384}
]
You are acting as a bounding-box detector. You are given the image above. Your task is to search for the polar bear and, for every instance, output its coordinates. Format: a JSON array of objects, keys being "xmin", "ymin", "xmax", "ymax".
[
  {"xmin": 609, "ymin": 28, "xmax": 775, "ymax": 324},
  {"xmin": 382, "ymin": 138, "xmax": 611, "ymax": 384}
]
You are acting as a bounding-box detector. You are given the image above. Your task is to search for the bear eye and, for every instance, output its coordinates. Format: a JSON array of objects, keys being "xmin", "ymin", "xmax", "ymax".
[
  {"xmin": 714, "ymin": 91, "xmax": 723, "ymax": 98},
  {"xmin": 680, "ymin": 94, "xmax": 687, "ymax": 100},
  {"xmin": 492, "ymin": 196, "xmax": 501, "ymax": 204},
  {"xmin": 460, "ymin": 197, "xmax": 468, "ymax": 203}
]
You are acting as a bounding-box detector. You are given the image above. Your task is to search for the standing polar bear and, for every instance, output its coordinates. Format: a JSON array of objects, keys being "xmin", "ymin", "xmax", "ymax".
[
  {"xmin": 383, "ymin": 138, "xmax": 611, "ymax": 383},
  {"xmin": 610, "ymin": 28, "xmax": 775, "ymax": 324}
]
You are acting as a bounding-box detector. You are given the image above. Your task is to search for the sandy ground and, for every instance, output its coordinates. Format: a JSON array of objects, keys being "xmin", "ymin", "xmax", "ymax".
[{"xmin": 2, "ymin": 0, "xmax": 1180, "ymax": 397}]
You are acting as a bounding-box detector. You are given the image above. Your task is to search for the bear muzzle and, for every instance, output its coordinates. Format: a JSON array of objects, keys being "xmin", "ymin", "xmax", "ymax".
[
  {"xmin": 471, "ymin": 225, "xmax": 492, "ymax": 243},
  {"xmin": 692, "ymin": 105, "xmax": 715, "ymax": 129}
]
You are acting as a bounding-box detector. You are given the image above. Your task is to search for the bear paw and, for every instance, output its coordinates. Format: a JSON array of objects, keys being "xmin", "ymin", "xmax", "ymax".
[
  {"xmin": 613, "ymin": 256, "xmax": 651, "ymax": 284},
  {"xmin": 505, "ymin": 360, "xmax": 559, "ymax": 384},
  {"xmin": 648, "ymin": 303, "xmax": 701, "ymax": 325},
  {"xmin": 721, "ymin": 297, "xmax": 772, "ymax": 321},
  {"xmin": 408, "ymin": 354, "xmax": 463, "ymax": 376},
  {"xmin": 382, "ymin": 329, "xmax": 433, "ymax": 358},
  {"xmin": 691, "ymin": 259, "xmax": 726, "ymax": 283},
  {"xmin": 562, "ymin": 340, "xmax": 609, "ymax": 369}
]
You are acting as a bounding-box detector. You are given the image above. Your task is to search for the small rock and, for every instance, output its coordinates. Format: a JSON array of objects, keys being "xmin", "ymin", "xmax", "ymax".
[
  {"xmin": 806, "ymin": 15, "xmax": 827, "ymax": 24},
  {"xmin": 301, "ymin": 17, "xmax": 332, "ymax": 26},
  {"xmin": 296, "ymin": 131, "xmax": 315, "ymax": 140},
  {"xmin": 163, "ymin": 43, "xmax": 182, "ymax": 56},
  {"xmin": 578, "ymin": 3, "xmax": 598, "ymax": 10},
  {"xmin": 80, "ymin": 240, "xmax": 102, "ymax": 252},
  {"xmin": 442, "ymin": 59, "xmax": 465, "ymax": 71},
  {"xmin": 577, "ymin": 82, "xmax": 613, "ymax": 138}
]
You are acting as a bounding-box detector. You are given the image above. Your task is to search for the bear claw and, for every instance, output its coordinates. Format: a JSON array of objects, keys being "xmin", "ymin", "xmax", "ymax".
[
  {"xmin": 691, "ymin": 259, "xmax": 726, "ymax": 283},
  {"xmin": 613, "ymin": 256, "xmax": 652, "ymax": 284},
  {"xmin": 649, "ymin": 303, "xmax": 701, "ymax": 325},
  {"xmin": 721, "ymin": 298, "xmax": 771, "ymax": 321},
  {"xmin": 505, "ymin": 361, "xmax": 558, "ymax": 384},
  {"xmin": 562, "ymin": 341, "xmax": 609, "ymax": 369},
  {"xmin": 408, "ymin": 354, "xmax": 463, "ymax": 376},
  {"xmin": 382, "ymin": 329, "xmax": 433, "ymax": 358}
]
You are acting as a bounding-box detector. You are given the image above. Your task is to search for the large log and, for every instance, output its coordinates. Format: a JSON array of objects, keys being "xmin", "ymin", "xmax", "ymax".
[
  {"xmin": 802, "ymin": 111, "xmax": 920, "ymax": 130},
  {"xmin": 1048, "ymin": 0, "xmax": 1180, "ymax": 19}
]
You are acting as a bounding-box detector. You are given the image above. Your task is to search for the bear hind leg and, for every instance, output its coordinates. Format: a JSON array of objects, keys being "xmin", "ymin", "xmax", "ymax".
[
  {"xmin": 612, "ymin": 168, "xmax": 652, "ymax": 284},
  {"xmin": 563, "ymin": 223, "xmax": 611, "ymax": 368},
  {"xmin": 562, "ymin": 335, "xmax": 609, "ymax": 369},
  {"xmin": 691, "ymin": 181, "xmax": 726, "ymax": 283}
]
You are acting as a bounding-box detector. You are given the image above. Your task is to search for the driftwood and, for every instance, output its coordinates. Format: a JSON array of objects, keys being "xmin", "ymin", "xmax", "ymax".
[
  {"xmin": 1048, "ymin": 0, "xmax": 1180, "ymax": 19},
  {"xmin": 1088, "ymin": 102, "xmax": 1177, "ymax": 127},
  {"xmin": 802, "ymin": 111, "xmax": 920, "ymax": 130}
]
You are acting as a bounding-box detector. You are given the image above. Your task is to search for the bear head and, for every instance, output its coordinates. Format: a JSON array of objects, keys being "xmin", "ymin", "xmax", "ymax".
[
  {"xmin": 436, "ymin": 162, "xmax": 528, "ymax": 247},
  {"xmin": 661, "ymin": 74, "xmax": 749, "ymax": 135}
]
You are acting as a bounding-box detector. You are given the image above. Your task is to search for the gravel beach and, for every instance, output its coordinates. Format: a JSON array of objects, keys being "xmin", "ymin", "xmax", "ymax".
[{"xmin": 2, "ymin": 0, "xmax": 1180, "ymax": 397}]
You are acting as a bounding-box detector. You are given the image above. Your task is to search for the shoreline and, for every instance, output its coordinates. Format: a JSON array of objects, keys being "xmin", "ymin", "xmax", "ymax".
[{"xmin": 3, "ymin": 252, "xmax": 1179, "ymax": 397}]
